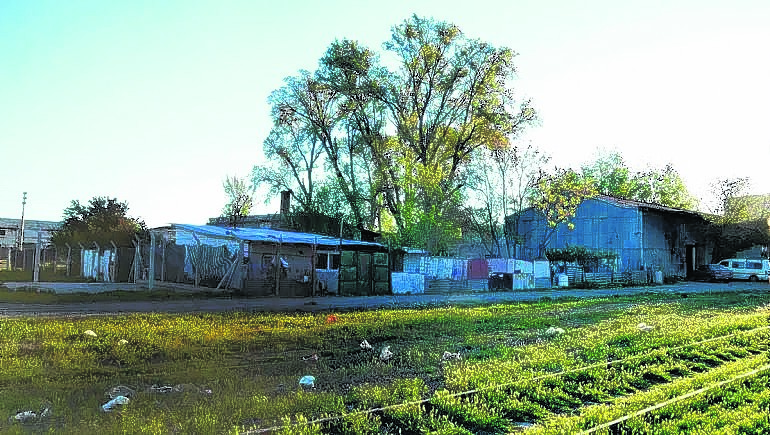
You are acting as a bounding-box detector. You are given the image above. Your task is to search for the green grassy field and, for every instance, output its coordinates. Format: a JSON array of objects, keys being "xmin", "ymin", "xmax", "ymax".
[{"xmin": 1, "ymin": 290, "xmax": 769, "ymax": 434}]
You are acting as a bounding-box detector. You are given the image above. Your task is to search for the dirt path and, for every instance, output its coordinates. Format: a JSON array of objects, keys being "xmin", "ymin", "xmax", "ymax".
[{"xmin": 1, "ymin": 281, "xmax": 766, "ymax": 318}]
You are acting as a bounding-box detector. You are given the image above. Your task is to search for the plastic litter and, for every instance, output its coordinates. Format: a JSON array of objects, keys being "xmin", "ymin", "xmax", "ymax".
[
  {"xmin": 101, "ymin": 395, "xmax": 129, "ymax": 412},
  {"xmin": 8, "ymin": 402, "xmax": 52, "ymax": 424},
  {"xmin": 637, "ymin": 323, "xmax": 654, "ymax": 332},
  {"xmin": 380, "ymin": 346, "xmax": 393, "ymax": 361},
  {"xmin": 302, "ymin": 353, "xmax": 319, "ymax": 361},
  {"xmin": 118, "ymin": 339, "xmax": 128, "ymax": 345},
  {"xmin": 360, "ymin": 340, "xmax": 372, "ymax": 350},
  {"xmin": 84, "ymin": 330, "xmax": 97, "ymax": 337},
  {"xmin": 148, "ymin": 384, "xmax": 183, "ymax": 394},
  {"xmin": 326, "ymin": 314, "xmax": 339, "ymax": 324},
  {"xmin": 107, "ymin": 385, "xmax": 136, "ymax": 399},
  {"xmin": 442, "ymin": 351, "xmax": 461, "ymax": 361},
  {"xmin": 146, "ymin": 383, "xmax": 211, "ymax": 395},
  {"xmin": 11, "ymin": 411, "xmax": 37, "ymax": 422},
  {"xmin": 545, "ymin": 327, "xmax": 565, "ymax": 336},
  {"xmin": 299, "ymin": 375, "xmax": 316, "ymax": 388}
]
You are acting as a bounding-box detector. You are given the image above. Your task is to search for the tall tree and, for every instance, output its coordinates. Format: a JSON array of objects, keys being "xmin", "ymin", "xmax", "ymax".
[
  {"xmin": 463, "ymin": 147, "xmax": 504, "ymax": 257},
  {"xmin": 464, "ymin": 142, "xmax": 548, "ymax": 257},
  {"xmin": 221, "ymin": 175, "xmax": 254, "ymax": 228},
  {"xmin": 50, "ymin": 197, "xmax": 147, "ymax": 247},
  {"xmin": 258, "ymin": 69, "xmax": 374, "ymax": 231},
  {"xmin": 527, "ymin": 168, "xmax": 597, "ymax": 258},
  {"xmin": 497, "ymin": 142, "xmax": 549, "ymax": 257},
  {"xmin": 370, "ymin": 15, "xmax": 536, "ymax": 246},
  {"xmin": 253, "ymin": 15, "xmax": 536, "ymax": 251}
]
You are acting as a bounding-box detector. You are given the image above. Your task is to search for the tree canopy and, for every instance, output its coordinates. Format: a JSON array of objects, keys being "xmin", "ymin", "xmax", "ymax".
[
  {"xmin": 581, "ymin": 150, "xmax": 698, "ymax": 210},
  {"xmin": 705, "ymin": 178, "xmax": 770, "ymax": 259},
  {"xmin": 464, "ymin": 142, "xmax": 548, "ymax": 257},
  {"xmin": 50, "ymin": 197, "xmax": 147, "ymax": 247},
  {"xmin": 252, "ymin": 15, "xmax": 536, "ymax": 251}
]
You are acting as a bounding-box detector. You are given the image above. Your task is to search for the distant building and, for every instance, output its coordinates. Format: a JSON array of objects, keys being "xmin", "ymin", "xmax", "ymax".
[{"xmin": 0, "ymin": 217, "xmax": 61, "ymax": 267}]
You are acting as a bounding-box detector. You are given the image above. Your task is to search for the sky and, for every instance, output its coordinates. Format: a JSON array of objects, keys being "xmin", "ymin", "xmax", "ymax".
[{"xmin": 1, "ymin": 0, "xmax": 768, "ymax": 228}]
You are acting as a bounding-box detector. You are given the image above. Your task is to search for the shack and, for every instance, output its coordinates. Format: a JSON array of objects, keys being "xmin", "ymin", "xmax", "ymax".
[{"xmin": 169, "ymin": 224, "xmax": 391, "ymax": 297}]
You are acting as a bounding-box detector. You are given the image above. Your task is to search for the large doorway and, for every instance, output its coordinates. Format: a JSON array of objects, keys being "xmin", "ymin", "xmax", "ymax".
[{"xmin": 686, "ymin": 244, "xmax": 695, "ymax": 278}]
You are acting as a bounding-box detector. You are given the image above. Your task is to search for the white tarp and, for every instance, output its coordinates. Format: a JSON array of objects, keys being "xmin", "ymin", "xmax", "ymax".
[
  {"xmin": 488, "ymin": 259, "xmax": 534, "ymax": 274},
  {"xmin": 392, "ymin": 272, "xmax": 425, "ymax": 294},
  {"xmin": 533, "ymin": 260, "xmax": 550, "ymax": 278},
  {"xmin": 406, "ymin": 257, "xmax": 467, "ymax": 280},
  {"xmin": 83, "ymin": 249, "xmax": 112, "ymax": 281}
]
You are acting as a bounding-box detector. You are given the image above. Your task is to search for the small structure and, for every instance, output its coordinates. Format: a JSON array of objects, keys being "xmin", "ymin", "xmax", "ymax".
[
  {"xmin": 167, "ymin": 224, "xmax": 391, "ymax": 297},
  {"xmin": 511, "ymin": 195, "xmax": 711, "ymax": 280}
]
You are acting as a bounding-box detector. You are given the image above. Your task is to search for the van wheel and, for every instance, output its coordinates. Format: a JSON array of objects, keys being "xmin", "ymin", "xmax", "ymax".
[{"xmin": 749, "ymin": 275, "xmax": 759, "ymax": 282}]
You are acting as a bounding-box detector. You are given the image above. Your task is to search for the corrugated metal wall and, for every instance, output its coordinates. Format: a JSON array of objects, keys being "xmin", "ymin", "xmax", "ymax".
[
  {"xmin": 516, "ymin": 198, "xmax": 708, "ymax": 278},
  {"xmin": 517, "ymin": 198, "xmax": 643, "ymax": 270}
]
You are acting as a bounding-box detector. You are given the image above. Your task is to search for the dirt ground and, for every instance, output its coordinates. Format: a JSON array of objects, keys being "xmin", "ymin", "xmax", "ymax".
[{"xmin": 1, "ymin": 281, "xmax": 767, "ymax": 318}]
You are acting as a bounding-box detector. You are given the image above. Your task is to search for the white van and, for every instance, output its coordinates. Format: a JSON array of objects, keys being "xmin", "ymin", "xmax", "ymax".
[{"xmin": 717, "ymin": 259, "xmax": 769, "ymax": 282}]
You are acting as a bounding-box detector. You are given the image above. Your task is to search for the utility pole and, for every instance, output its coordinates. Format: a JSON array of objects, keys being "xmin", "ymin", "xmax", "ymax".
[{"xmin": 18, "ymin": 192, "xmax": 27, "ymax": 249}]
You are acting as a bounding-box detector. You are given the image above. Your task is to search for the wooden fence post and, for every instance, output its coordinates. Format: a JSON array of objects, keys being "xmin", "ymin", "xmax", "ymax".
[
  {"xmin": 275, "ymin": 235, "xmax": 282, "ymax": 297},
  {"xmin": 93, "ymin": 241, "xmax": 101, "ymax": 281},
  {"xmin": 78, "ymin": 243, "xmax": 85, "ymax": 278},
  {"xmin": 161, "ymin": 231, "xmax": 166, "ymax": 282},
  {"xmin": 192, "ymin": 231, "xmax": 200, "ymax": 287},
  {"xmin": 65, "ymin": 243, "xmax": 72, "ymax": 277},
  {"xmin": 149, "ymin": 232, "xmax": 155, "ymax": 290},
  {"xmin": 110, "ymin": 241, "xmax": 118, "ymax": 283},
  {"xmin": 131, "ymin": 239, "xmax": 141, "ymax": 283},
  {"xmin": 33, "ymin": 232, "xmax": 41, "ymax": 282},
  {"xmin": 235, "ymin": 239, "xmax": 245, "ymax": 290}
]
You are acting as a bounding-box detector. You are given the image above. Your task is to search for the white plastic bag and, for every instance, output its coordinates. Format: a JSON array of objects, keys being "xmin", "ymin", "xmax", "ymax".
[
  {"xmin": 299, "ymin": 375, "xmax": 316, "ymax": 388},
  {"xmin": 102, "ymin": 395, "xmax": 130, "ymax": 412},
  {"xmin": 380, "ymin": 346, "xmax": 393, "ymax": 361}
]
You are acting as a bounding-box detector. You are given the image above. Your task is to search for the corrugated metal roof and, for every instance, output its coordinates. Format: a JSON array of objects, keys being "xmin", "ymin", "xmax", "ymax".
[
  {"xmin": 170, "ymin": 224, "xmax": 385, "ymax": 249},
  {"xmin": 594, "ymin": 195, "xmax": 703, "ymax": 216}
]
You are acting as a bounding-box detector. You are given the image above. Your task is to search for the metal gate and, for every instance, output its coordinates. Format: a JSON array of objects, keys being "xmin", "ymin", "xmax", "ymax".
[{"xmin": 338, "ymin": 251, "xmax": 391, "ymax": 296}]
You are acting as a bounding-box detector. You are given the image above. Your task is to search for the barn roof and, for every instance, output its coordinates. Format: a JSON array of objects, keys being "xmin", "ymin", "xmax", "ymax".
[
  {"xmin": 595, "ymin": 195, "xmax": 705, "ymax": 217},
  {"xmin": 170, "ymin": 223, "xmax": 386, "ymax": 250}
]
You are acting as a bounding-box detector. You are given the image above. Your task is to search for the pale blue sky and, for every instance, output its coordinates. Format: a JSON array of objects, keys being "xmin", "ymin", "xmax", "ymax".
[{"xmin": 1, "ymin": 0, "xmax": 768, "ymax": 227}]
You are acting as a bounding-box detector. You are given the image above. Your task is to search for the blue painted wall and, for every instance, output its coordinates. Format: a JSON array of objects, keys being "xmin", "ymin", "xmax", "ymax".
[{"xmin": 511, "ymin": 197, "xmax": 708, "ymax": 277}]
